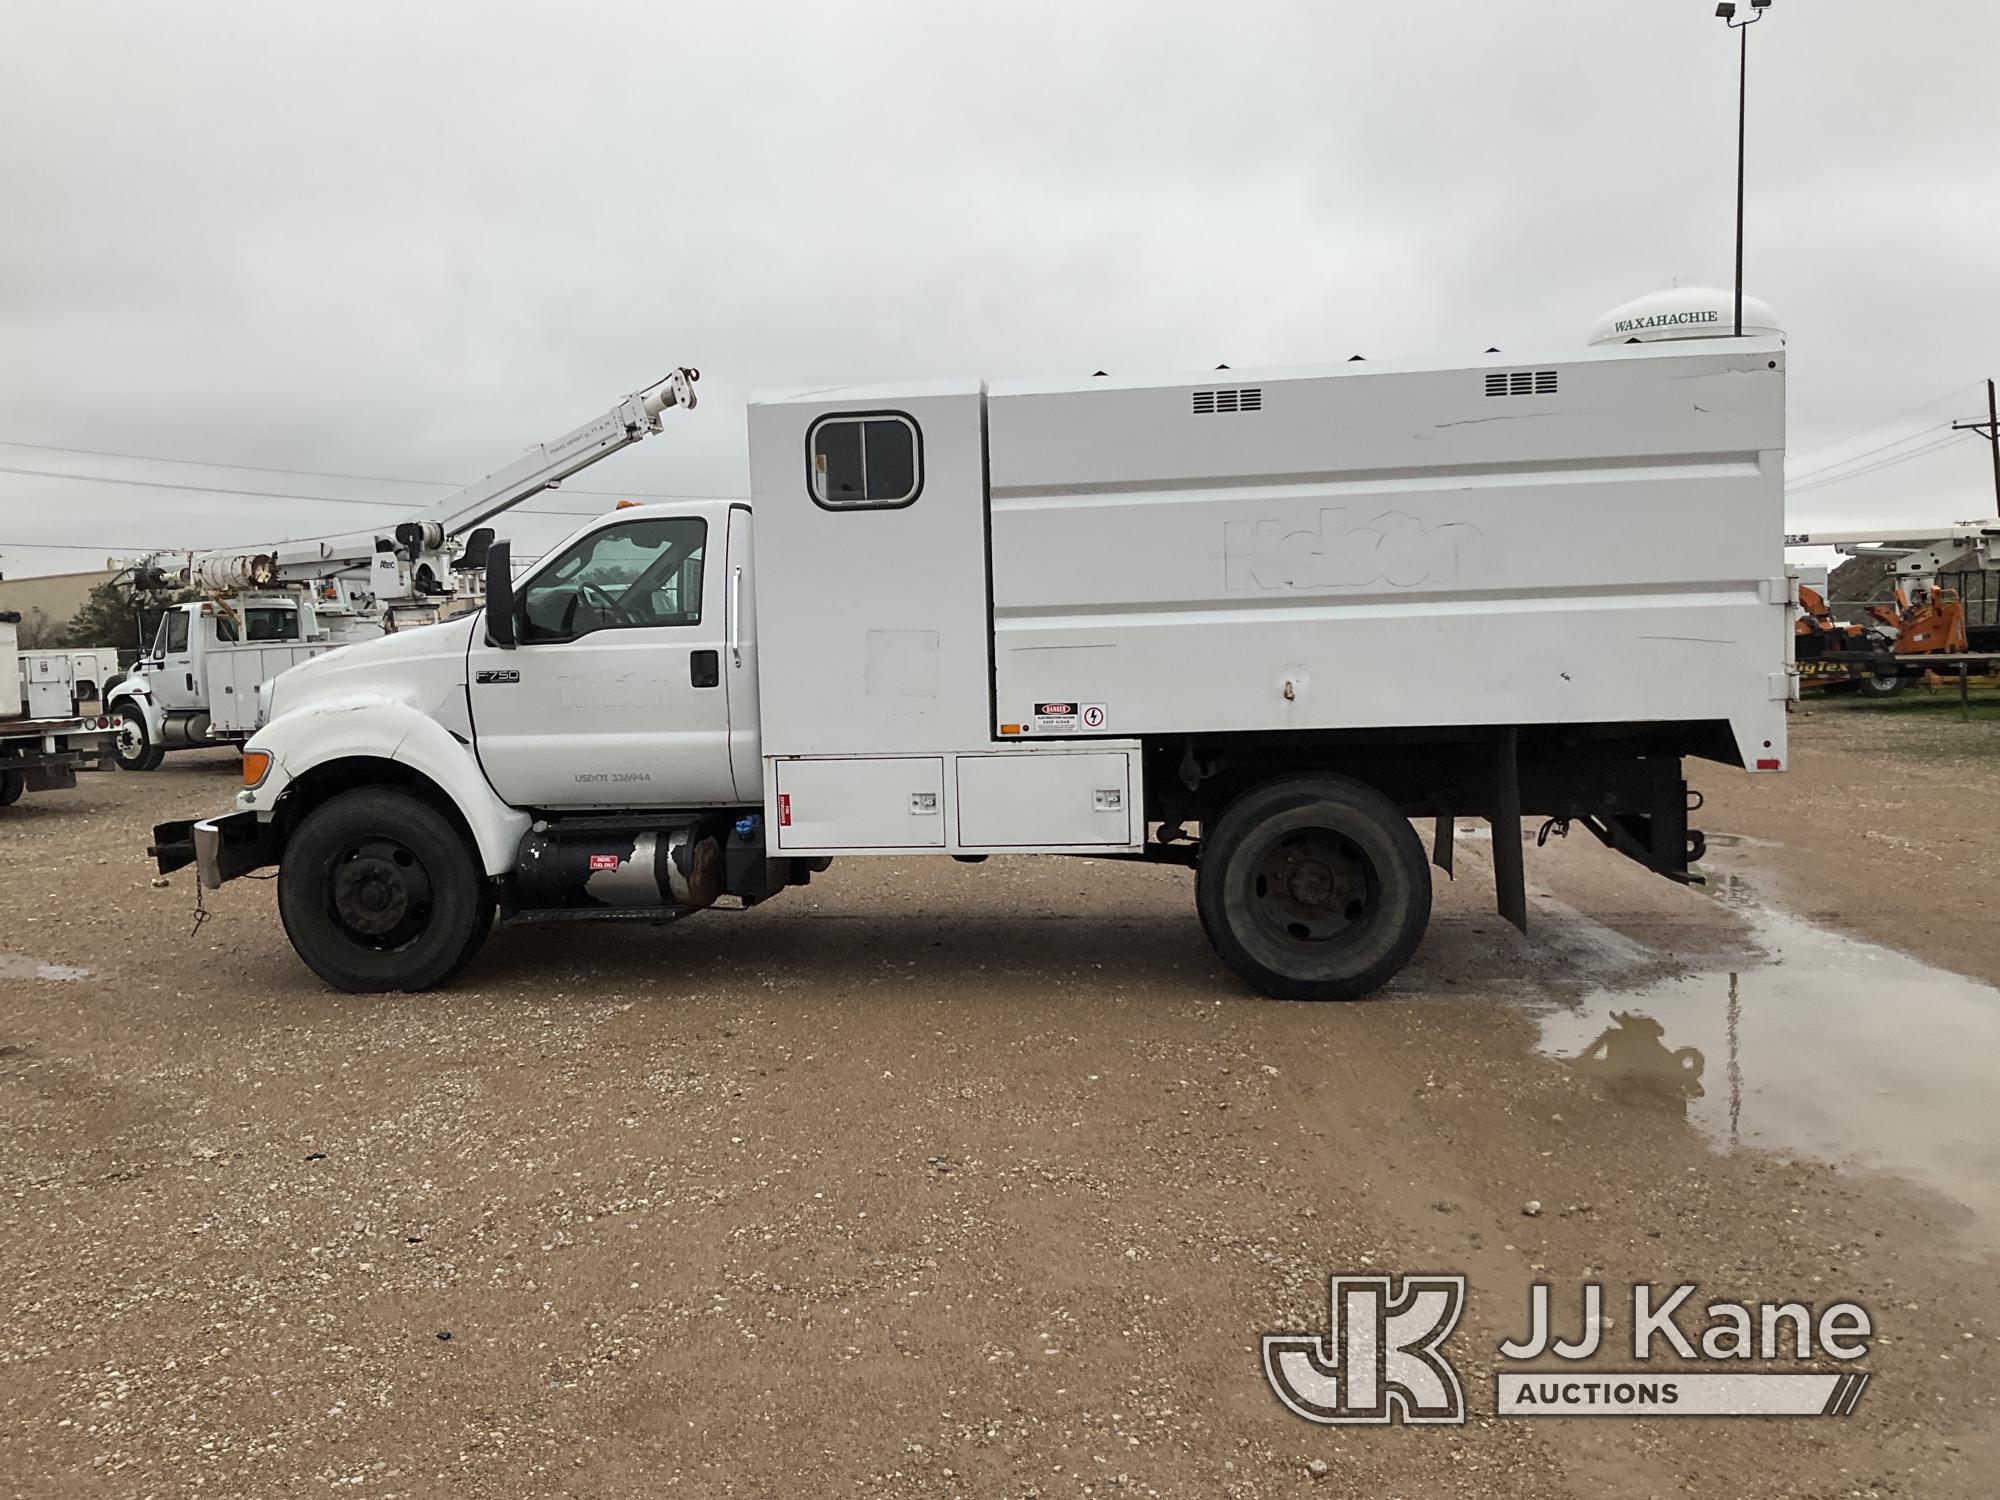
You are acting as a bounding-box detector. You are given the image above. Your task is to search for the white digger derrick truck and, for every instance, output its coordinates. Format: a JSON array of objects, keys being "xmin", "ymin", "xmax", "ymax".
[
  {"xmin": 106, "ymin": 370, "xmax": 700, "ymax": 768},
  {"xmin": 151, "ymin": 331, "xmax": 1791, "ymax": 1002}
]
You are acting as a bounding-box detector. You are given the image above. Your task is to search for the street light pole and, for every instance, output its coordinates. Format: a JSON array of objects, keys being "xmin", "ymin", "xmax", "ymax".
[{"xmin": 1715, "ymin": 1, "xmax": 1772, "ymax": 337}]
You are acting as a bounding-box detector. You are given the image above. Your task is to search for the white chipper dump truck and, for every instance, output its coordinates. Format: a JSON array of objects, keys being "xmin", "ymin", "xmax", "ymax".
[
  {"xmin": 108, "ymin": 370, "xmax": 698, "ymax": 768},
  {"xmin": 152, "ymin": 331, "xmax": 1790, "ymax": 1001},
  {"xmin": 1, "ymin": 613, "xmax": 116, "ymax": 809}
]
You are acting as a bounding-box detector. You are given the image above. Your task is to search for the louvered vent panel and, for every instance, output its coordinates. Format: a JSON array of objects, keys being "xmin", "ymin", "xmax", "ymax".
[
  {"xmin": 1191, "ymin": 387, "xmax": 1263, "ymax": 414},
  {"xmin": 1485, "ymin": 370, "xmax": 1559, "ymax": 397}
]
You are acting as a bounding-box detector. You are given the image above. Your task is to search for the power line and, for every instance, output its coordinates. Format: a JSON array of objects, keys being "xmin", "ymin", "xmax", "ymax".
[
  {"xmin": 0, "ymin": 436, "xmax": 461, "ymax": 487},
  {"xmin": 1786, "ymin": 381, "xmax": 1982, "ymax": 468},
  {"xmin": 0, "ymin": 437, "xmax": 746, "ymax": 503},
  {"xmin": 1785, "ymin": 431, "xmax": 1972, "ymax": 497},
  {"xmin": 1787, "ymin": 432, "xmax": 1967, "ymax": 495},
  {"xmin": 1785, "ymin": 421, "xmax": 1953, "ymax": 486},
  {"xmin": 0, "ymin": 538, "xmax": 174, "ymax": 553},
  {"xmin": 0, "ymin": 461, "xmax": 741, "ymax": 515}
]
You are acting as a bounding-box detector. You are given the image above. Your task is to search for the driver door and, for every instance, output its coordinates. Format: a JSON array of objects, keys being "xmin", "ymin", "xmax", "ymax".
[
  {"xmin": 466, "ymin": 507, "xmax": 738, "ymax": 808},
  {"xmin": 152, "ymin": 608, "xmax": 203, "ymax": 713}
]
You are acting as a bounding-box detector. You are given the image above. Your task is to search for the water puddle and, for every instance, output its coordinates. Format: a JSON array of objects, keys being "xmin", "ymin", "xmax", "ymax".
[
  {"xmin": 0, "ymin": 953, "xmax": 93, "ymax": 982},
  {"xmin": 1536, "ymin": 902, "xmax": 2000, "ymax": 1244}
]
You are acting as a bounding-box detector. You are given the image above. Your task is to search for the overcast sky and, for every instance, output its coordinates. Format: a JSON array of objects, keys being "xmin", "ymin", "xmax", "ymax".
[{"xmin": 3, "ymin": 0, "xmax": 1997, "ymax": 579}]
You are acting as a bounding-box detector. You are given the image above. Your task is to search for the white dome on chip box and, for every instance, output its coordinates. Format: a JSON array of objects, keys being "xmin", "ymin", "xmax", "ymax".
[{"xmin": 1587, "ymin": 285, "xmax": 1782, "ymax": 346}]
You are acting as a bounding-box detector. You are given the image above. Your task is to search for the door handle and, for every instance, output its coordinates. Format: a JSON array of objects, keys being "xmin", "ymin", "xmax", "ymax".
[
  {"xmin": 728, "ymin": 566, "xmax": 743, "ymax": 667},
  {"xmin": 186, "ymin": 673, "xmax": 195, "ymax": 690},
  {"xmin": 690, "ymin": 649, "xmax": 719, "ymax": 688}
]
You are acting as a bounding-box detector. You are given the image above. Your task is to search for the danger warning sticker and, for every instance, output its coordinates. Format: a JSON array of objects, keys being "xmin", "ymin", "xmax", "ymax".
[
  {"xmin": 588, "ymin": 853, "xmax": 620, "ymax": 872},
  {"xmin": 1030, "ymin": 702, "xmax": 1107, "ymax": 733}
]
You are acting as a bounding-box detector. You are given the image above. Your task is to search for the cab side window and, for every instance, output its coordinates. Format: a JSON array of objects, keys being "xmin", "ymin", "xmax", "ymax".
[
  {"xmin": 519, "ymin": 517, "xmax": 708, "ymax": 644},
  {"xmin": 245, "ymin": 607, "xmax": 301, "ymax": 642},
  {"xmin": 165, "ymin": 611, "xmax": 190, "ymax": 653}
]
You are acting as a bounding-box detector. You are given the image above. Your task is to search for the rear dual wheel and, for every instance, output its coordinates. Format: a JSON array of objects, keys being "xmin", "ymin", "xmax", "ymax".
[
  {"xmin": 0, "ymin": 769, "xmax": 24, "ymax": 807},
  {"xmin": 278, "ymin": 788, "xmax": 493, "ymax": 993},
  {"xmin": 1196, "ymin": 775, "xmax": 1432, "ymax": 1001}
]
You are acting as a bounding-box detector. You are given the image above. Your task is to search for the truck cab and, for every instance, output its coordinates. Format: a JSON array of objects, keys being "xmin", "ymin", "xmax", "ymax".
[
  {"xmin": 464, "ymin": 500, "xmax": 757, "ymax": 807},
  {"xmin": 109, "ymin": 594, "xmax": 380, "ymax": 770}
]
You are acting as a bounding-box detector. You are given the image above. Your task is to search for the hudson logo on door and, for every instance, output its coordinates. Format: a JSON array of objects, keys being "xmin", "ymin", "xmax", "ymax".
[{"xmin": 557, "ymin": 671, "xmax": 665, "ymax": 710}]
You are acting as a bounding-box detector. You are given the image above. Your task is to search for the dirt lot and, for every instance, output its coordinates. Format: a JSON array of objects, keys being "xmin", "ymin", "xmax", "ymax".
[{"xmin": 3, "ymin": 706, "xmax": 1997, "ymax": 1498}]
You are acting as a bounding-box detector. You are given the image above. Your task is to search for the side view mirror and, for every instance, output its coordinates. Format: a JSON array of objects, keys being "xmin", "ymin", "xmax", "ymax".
[{"xmin": 485, "ymin": 540, "xmax": 516, "ymax": 649}]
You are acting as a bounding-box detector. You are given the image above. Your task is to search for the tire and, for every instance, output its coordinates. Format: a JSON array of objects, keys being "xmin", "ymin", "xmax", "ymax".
[
  {"xmin": 1196, "ymin": 774, "xmax": 1432, "ymax": 1001},
  {"xmin": 278, "ymin": 787, "xmax": 491, "ymax": 993},
  {"xmin": 114, "ymin": 706, "xmax": 165, "ymax": 771},
  {"xmin": 1858, "ymin": 670, "xmax": 1905, "ymax": 699},
  {"xmin": 0, "ymin": 768, "xmax": 24, "ymax": 807}
]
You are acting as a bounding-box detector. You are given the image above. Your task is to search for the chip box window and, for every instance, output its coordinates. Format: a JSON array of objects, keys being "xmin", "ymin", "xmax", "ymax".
[{"xmin": 808, "ymin": 412, "xmax": 923, "ymax": 510}]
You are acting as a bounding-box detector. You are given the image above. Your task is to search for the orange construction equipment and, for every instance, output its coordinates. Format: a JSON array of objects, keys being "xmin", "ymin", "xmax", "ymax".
[
  {"xmin": 1866, "ymin": 584, "xmax": 1969, "ymax": 657},
  {"xmin": 1792, "ymin": 584, "xmax": 1903, "ymax": 695}
]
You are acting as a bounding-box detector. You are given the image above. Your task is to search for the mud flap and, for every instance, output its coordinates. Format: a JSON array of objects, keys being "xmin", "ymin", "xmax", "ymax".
[
  {"xmin": 1429, "ymin": 800, "xmax": 1454, "ymax": 879},
  {"xmin": 1491, "ymin": 728, "xmax": 1527, "ymax": 934}
]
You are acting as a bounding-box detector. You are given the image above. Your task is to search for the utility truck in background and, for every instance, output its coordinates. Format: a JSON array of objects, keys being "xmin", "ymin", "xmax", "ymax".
[
  {"xmin": 153, "ymin": 329, "xmax": 1792, "ymax": 1002},
  {"xmin": 1, "ymin": 613, "xmax": 116, "ymax": 809},
  {"xmin": 107, "ymin": 370, "xmax": 700, "ymax": 769}
]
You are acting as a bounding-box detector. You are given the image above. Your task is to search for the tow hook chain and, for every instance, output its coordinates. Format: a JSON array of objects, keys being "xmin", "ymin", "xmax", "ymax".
[
  {"xmin": 189, "ymin": 878, "xmax": 210, "ymax": 939},
  {"xmin": 1536, "ymin": 816, "xmax": 1571, "ymax": 847}
]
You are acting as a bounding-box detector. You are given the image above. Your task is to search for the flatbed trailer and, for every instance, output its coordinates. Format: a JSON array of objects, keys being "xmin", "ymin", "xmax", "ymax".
[
  {"xmin": 1, "ymin": 611, "xmax": 117, "ymax": 806},
  {"xmin": 1886, "ymin": 651, "xmax": 2000, "ymax": 706},
  {"xmin": 0, "ymin": 713, "xmax": 117, "ymax": 805}
]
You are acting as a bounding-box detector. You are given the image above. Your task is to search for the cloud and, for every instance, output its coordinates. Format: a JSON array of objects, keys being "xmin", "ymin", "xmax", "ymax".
[{"xmin": 2, "ymin": 0, "xmax": 1996, "ymax": 579}]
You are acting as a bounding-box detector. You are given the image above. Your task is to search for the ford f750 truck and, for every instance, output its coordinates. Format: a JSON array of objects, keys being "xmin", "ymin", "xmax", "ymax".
[{"xmin": 152, "ymin": 332, "xmax": 1790, "ymax": 1000}]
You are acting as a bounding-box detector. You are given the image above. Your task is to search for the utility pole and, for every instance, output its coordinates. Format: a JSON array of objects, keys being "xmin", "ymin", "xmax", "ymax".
[{"xmin": 1952, "ymin": 379, "xmax": 2000, "ymax": 519}]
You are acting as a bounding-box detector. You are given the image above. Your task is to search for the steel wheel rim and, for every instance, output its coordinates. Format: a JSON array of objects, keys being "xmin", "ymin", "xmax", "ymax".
[
  {"xmin": 327, "ymin": 837, "xmax": 435, "ymax": 951},
  {"xmin": 1244, "ymin": 827, "xmax": 1380, "ymax": 949}
]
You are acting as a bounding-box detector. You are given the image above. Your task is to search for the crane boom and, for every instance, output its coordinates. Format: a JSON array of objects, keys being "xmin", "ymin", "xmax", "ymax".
[
  {"xmin": 406, "ymin": 366, "xmax": 699, "ymax": 536},
  {"xmin": 1787, "ymin": 521, "xmax": 2000, "ymax": 582},
  {"xmin": 125, "ymin": 368, "xmax": 700, "ymax": 612}
]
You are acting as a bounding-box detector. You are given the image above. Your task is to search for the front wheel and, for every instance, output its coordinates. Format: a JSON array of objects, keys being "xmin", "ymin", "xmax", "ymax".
[
  {"xmin": 1196, "ymin": 774, "xmax": 1432, "ymax": 1001},
  {"xmin": 114, "ymin": 706, "xmax": 165, "ymax": 771},
  {"xmin": 278, "ymin": 788, "xmax": 492, "ymax": 992}
]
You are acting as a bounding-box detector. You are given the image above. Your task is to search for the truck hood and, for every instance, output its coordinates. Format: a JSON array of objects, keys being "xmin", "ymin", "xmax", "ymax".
[{"xmin": 265, "ymin": 613, "xmax": 478, "ymax": 724}]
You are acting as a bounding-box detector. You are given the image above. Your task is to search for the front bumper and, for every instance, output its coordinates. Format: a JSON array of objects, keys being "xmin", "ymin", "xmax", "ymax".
[{"xmin": 150, "ymin": 810, "xmax": 282, "ymax": 890}]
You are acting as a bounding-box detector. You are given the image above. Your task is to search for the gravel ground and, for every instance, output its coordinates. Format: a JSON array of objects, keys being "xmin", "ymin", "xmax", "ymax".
[{"xmin": 2, "ymin": 717, "xmax": 1997, "ymax": 1498}]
